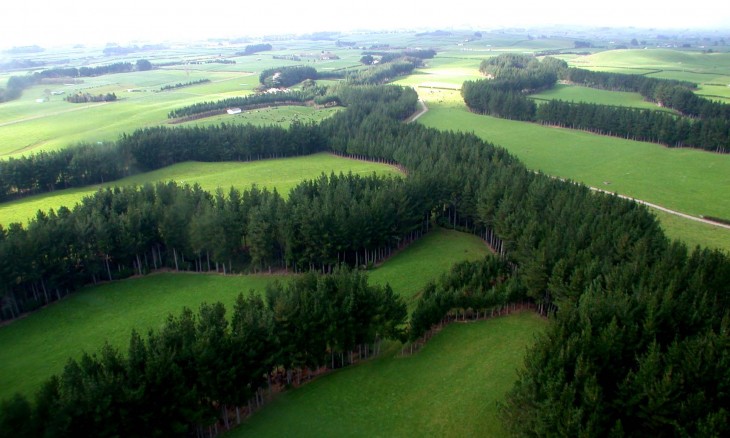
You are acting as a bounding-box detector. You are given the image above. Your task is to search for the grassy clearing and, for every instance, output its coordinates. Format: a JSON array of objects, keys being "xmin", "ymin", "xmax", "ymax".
[
  {"xmin": 0, "ymin": 152, "xmax": 402, "ymax": 227},
  {"xmin": 229, "ymin": 312, "xmax": 546, "ymax": 438},
  {"xmin": 369, "ymin": 227, "xmax": 490, "ymax": 306},
  {"xmin": 530, "ymin": 84, "xmax": 669, "ymax": 111},
  {"xmin": 0, "ymin": 226, "xmax": 487, "ymax": 400}
]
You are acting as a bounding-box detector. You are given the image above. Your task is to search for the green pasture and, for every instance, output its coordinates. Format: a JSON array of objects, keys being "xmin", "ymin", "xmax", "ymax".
[
  {"xmin": 0, "ymin": 153, "xmax": 402, "ymax": 227},
  {"xmin": 530, "ymin": 84, "xmax": 669, "ymax": 111},
  {"xmin": 230, "ymin": 312, "xmax": 546, "ymax": 438},
  {"xmin": 0, "ymin": 70, "xmax": 256, "ymax": 157},
  {"xmin": 652, "ymin": 209, "xmax": 730, "ymax": 253},
  {"xmin": 0, "ymin": 226, "xmax": 490, "ymax": 400},
  {"xmin": 570, "ymin": 49, "xmax": 730, "ymax": 73},
  {"xmin": 368, "ymin": 227, "xmax": 491, "ymax": 306}
]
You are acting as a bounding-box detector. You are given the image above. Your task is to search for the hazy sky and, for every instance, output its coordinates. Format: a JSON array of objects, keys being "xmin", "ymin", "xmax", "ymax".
[{"xmin": 3, "ymin": 0, "xmax": 729, "ymax": 48}]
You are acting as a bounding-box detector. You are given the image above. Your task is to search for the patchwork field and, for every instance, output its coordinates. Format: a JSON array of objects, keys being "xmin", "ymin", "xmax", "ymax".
[
  {"xmin": 0, "ymin": 152, "xmax": 401, "ymax": 227},
  {"xmin": 0, "ymin": 227, "xmax": 490, "ymax": 400}
]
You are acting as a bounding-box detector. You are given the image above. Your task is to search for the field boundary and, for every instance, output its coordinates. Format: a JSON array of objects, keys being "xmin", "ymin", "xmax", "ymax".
[
  {"xmin": 589, "ymin": 186, "xmax": 730, "ymax": 230},
  {"xmin": 400, "ymin": 303, "xmax": 538, "ymax": 356}
]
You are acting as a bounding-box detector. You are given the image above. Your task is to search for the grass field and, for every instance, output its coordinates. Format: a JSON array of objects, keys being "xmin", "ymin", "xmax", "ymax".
[
  {"xmin": 0, "ymin": 227, "xmax": 489, "ymax": 400},
  {"xmin": 229, "ymin": 312, "xmax": 546, "ymax": 437},
  {"xmin": 530, "ymin": 84, "xmax": 671, "ymax": 111},
  {"xmin": 652, "ymin": 209, "xmax": 730, "ymax": 252},
  {"xmin": 0, "ymin": 152, "xmax": 402, "ymax": 226},
  {"xmin": 369, "ymin": 227, "xmax": 491, "ymax": 306}
]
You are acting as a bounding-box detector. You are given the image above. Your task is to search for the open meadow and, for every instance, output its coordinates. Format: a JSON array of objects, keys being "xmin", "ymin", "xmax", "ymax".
[
  {"xmin": 0, "ymin": 152, "xmax": 401, "ymax": 226},
  {"xmin": 229, "ymin": 312, "xmax": 546, "ymax": 438},
  {"xmin": 0, "ymin": 227, "xmax": 489, "ymax": 401}
]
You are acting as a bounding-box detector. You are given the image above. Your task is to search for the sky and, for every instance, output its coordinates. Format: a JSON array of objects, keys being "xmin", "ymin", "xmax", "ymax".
[{"xmin": 2, "ymin": 0, "xmax": 729, "ymax": 48}]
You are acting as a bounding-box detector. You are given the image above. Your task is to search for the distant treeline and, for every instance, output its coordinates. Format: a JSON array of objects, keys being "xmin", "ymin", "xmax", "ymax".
[
  {"xmin": 102, "ymin": 44, "xmax": 168, "ymax": 56},
  {"xmin": 463, "ymin": 54, "xmax": 730, "ymax": 152},
  {"xmin": 2, "ymin": 45, "xmax": 44, "ymax": 54},
  {"xmin": 236, "ymin": 43, "xmax": 273, "ymax": 56},
  {"xmin": 0, "ymin": 60, "xmax": 151, "ymax": 103},
  {"xmin": 0, "ymin": 59, "xmax": 45, "ymax": 72},
  {"xmin": 0, "ymin": 269, "xmax": 406, "ymax": 437},
  {"xmin": 64, "ymin": 92, "xmax": 117, "ymax": 103},
  {"xmin": 159, "ymin": 78, "xmax": 211, "ymax": 92},
  {"xmin": 361, "ymin": 48, "xmax": 437, "ymax": 61}
]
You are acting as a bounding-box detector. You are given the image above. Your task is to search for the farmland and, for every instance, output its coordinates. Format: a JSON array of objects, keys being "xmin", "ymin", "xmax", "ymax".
[{"xmin": 1, "ymin": 30, "xmax": 729, "ymax": 436}]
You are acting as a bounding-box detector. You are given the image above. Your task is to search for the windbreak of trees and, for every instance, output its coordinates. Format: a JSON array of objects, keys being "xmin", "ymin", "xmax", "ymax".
[
  {"xmin": 64, "ymin": 92, "xmax": 117, "ymax": 103},
  {"xmin": 119, "ymin": 122, "xmax": 325, "ymax": 171},
  {"xmin": 0, "ymin": 269, "xmax": 406, "ymax": 437},
  {"xmin": 409, "ymin": 257, "xmax": 522, "ymax": 340},
  {"xmin": 259, "ymin": 66, "xmax": 318, "ymax": 88},
  {"xmin": 345, "ymin": 59, "xmax": 420, "ymax": 85},
  {"xmin": 0, "ymin": 143, "xmax": 129, "ymax": 201},
  {"xmin": 236, "ymin": 43, "xmax": 273, "ymax": 55},
  {"xmin": 362, "ymin": 49, "xmax": 437, "ymax": 62},
  {"xmin": 561, "ymin": 67, "xmax": 729, "ymax": 117},
  {"xmin": 159, "ymin": 78, "xmax": 211, "ymax": 92},
  {"xmin": 0, "ymin": 169, "xmax": 429, "ymax": 319},
  {"xmin": 0, "ymin": 122, "xmax": 324, "ymax": 201},
  {"xmin": 536, "ymin": 99, "xmax": 730, "ymax": 152},
  {"xmin": 167, "ymin": 88, "xmax": 324, "ymax": 120},
  {"xmin": 463, "ymin": 54, "xmax": 730, "ymax": 152}
]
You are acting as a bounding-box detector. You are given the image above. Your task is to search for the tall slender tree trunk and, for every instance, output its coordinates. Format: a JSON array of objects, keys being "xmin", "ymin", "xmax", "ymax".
[{"xmin": 106, "ymin": 256, "xmax": 113, "ymax": 281}]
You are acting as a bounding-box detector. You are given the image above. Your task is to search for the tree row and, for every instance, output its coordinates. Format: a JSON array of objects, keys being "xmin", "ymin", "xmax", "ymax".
[{"xmin": 464, "ymin": 54, "xmax": 730, "ymax": 152}]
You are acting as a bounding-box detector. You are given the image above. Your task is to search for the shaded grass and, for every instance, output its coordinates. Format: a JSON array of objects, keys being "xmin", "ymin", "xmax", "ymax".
[
  {"xmin": 368, "ymin": 227, "xmax": 490, "ymax": 306},
  {"xmin": 0, "ymin": 227, "xmax": 487, "ymax": 400},
  {"xmin": 229, "ymin": 312, "xmax": 546, "ymax": 438},
  {"xmin": 0, "ymin": 153, "xmax": 402, "ymax": 226}
]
